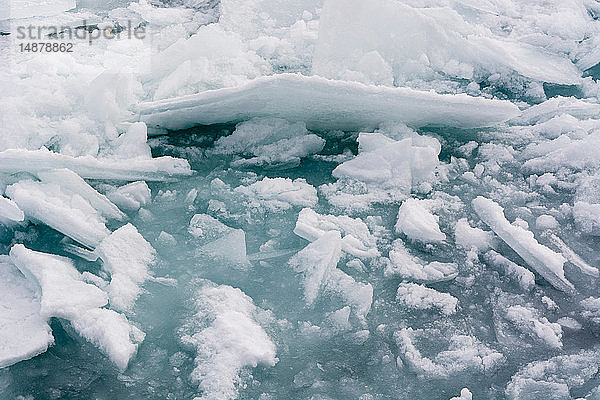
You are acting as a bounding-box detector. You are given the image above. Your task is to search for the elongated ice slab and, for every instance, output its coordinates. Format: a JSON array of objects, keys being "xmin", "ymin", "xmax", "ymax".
[
  {"xmin": 136, "ymin": 74, "xmax": 520, "ymax": 131},
  {"xmin": 0, "ymin": 148, "xmax": 192, "ymax": 181},
  {"xmin": 37, "ymin": 168, "xmax": 126, "ymax": 221},
  {"xmin": 6, "ymin": 180, "xmax": 111, "ymax": 248},
  {"xmin": 472, "ymin": 197, "xmax": 573, "ymax": 293}
]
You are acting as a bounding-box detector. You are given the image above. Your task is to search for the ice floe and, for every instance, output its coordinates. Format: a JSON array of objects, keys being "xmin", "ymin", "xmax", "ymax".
[
  {"xmin": 0, "ymin": 195, "xmax": 24, "ymax": 223},
  {"xmin": 396, "ymin": 282, "xmax": 458, "ymax": 316},
  {"xmin": 189, "ymin": 214, "xmax": 249, "ymax": 267},
  {"xmin": 323, "ymin": 127, "xmax": 442, "ymax": 210},
  {"xmin": 94, "ymin": 223, "xmax": 156, "ymax": 312},
  {"xmin": 385, "ymin": 239, "xmax": 458, "ymax": 283},
  {"xmin": 504, "ymin": 305, "xmax": 563, "ymax": 348},
  {"xmin": 211, "ymin": 117, "xmax": 324, "ymax": 168},
  {"xmin": 395, "ymin": 198, "xmax": 446, "ymax": 244},
  {"xmin": 136, "ymin": 73, "xmax": 520, "ymax": 131},
  {"xmin": 294, "ymin": 208, "xmax": 379, "ymax": 259},
  {"xmin": 180, "ymin": 282, "xmax": 277, "ymax": 400},
  {"xmin": 6, "ymin": 179, "xmax": 111, "ymax": 248},
  {"xmin": 505, "ymin": 349, "xmax": 600, "ymax": 400},
  {"xmin": 0, "ymin": 257, "xmax": 53, "ymax": 369},
  {"xmin": 289, "ymin": 230, "xmax": 342, "ymax": 306},
  {"xmin": 0, "ymin": 148, "xmax": 192, "ymax": 181},
  {"xmin": 395, "ymin": 328, "xmax": 504, "ymax": 378},
  {"xmin": 37, "ymin": 168, "xmax": 126, "ymax": 221},
  {"xmin": 234, "ymin": 177, "xmax": 318, "ymax": 212},
  {"xmin": 106, "ymin": 181, "xmax": 152, "ymax": 212},
  {"xmin": 9, "ymin": 244, "xmax": 144, "ymax": 371}
]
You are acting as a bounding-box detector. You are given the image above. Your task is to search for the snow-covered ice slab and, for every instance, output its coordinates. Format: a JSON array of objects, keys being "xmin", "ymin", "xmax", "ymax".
[
  {"xmin": 37, "ymin": 169, "xmax": 126, "ymax": 221},
  {"xmin": 6, "ymin": 180, "xmax": 111, "ymax": 248},
  {"xmin": 9, "ymin": 245, "xmax": 145, "ymax": 371},
  {"xmin": 180, "ymin": 282, "xmax": 277, "ymax": 400},
  {"xmin": 0, "ymin": 256, "xmax": 53, "ymax": 369},
  {"xmin": 385, "ymin": 239, "xmax": 458, "ymax": 283},
  {"xmin": 95, "ymin": 224, "xmax": 156, "ymax": 312},
  {"xmin": 188, "ymin": 214, "xmax": 250, "ymax": 267},
  {"xmin": 0, "ymin": 195, "xmax": 24, "ymax": 222},
  {"xmin": 0, "ymin": 148, "xmax": 192, "ymax": 181},
  {"xmin": 135, "ymin": 74, "xmax": 521, "ymax": 131},
  {"xmin": 395, "ymin": 328, "xmax": 504, "ymax": 378},
  {"xmin": 289, "ymin": 230, "xmax": 342, "ymax": 306},
  {"xmin": 4, "ymin": 0, "xmax": 75, "ymax": 19},
  {"xmin": 294, "ymin": 208, "xmax": 379, "ymax": 259},
  {"xmin": 396, "ymin": 282, "xmax": 458, "ymax": 316},
  {"xmin": 472, "ymin": 197, "xmax": 574, "ymax": 294}
]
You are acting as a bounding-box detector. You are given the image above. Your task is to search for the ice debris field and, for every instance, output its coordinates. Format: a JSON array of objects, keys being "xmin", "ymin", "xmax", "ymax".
[{"xmin": 2, "ymin": 0, "xmax": 600, "ymax": 399}]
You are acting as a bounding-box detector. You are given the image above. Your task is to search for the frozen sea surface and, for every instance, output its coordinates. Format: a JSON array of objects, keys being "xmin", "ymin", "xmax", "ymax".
[{"xmin": 2, "ymin": 0, "xmax": 600, "ymax": 400}]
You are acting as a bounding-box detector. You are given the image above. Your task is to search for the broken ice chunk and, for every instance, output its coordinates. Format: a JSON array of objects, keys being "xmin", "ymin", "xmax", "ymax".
[
  {"xmin": 106, "ymin": 181, "xmax": 152, "ymax": 212},
  {"xmin": 37, "ymin": 168, "xmax": 126, "ymax": 221},
  {"xmin": 504, "ymin": 305, "xmax": 563, "ymax": 348},
  {"xmin": 396, "ymin": 282, "xmax": 458, "ymax": 316},
  {"xmin": 454, "ymin": 218, "xmax": 494, "ymax": 252},
  {"xmin": 0, "ymin": 195, "xmax": 24, "ymax": 222},
  {"xmin": 472, "ymin": 197, "xmax": 574, "ymax": 293},
  {"xmin": 211, "ymin": 117, "xmax": 325, "ymax": 168},
  {"xmin": 137, "ymin": 73, "xmax": 521, "ymax": 132},
  {"xmin": 9, "ymin": 245, "xmax": 109, "ymax": 316},
  {"xmin": 449, "ymin": 389, "xmax": 473, "ymax": 400},
  {"xmin": 9, "ymin": 245, "xmax": 145, "ymax": 371},
  {"xmin": 289, "ymin": 230, "xmax": 342, "ymax": 306},
  {"xmin": 314, "ymin": 0, "xmax": 581, "ymax": 86},
  {"xmin": 0, "ymin": 257, "xmax": 53, "ymax": 369},
  {"xmin": 395, "ymin": 198, "xmax": 446, "ymax": 243},
  {"xmin": 573, "ymin": 201, "xmax": 600, "ymax": 236},
  {"xmin": 326, "ymin": 130, "xmax": 441, "ymax": 210},
  {"xmin": 505, "ymin": 349, "xmax": 600, "ymax": 400},
  {"xmin": 0, "ymin": 148, "xmax": 192, "ymax": 181},
  {"xmin": 294, "ymin": 208, "xmax": 379, "ymax": 259},
  {"xmin": 6, "ymin": 180, "xmax": 111, "ymax": 248},
  {"xmin": 94, "ymin": 224, "xmax": 156, "ymax": 312},
  {"xmin": 385, "ymin": 239, "xmax": 458, "ymax": 283},
  {"xmin": 484, "ymin": 250, "xmax": 535, "ymax": 292},
  {"xmin": 511, "ymin": 97, "xmax": 600, "ymax": 126},
  {"xmin": 69, "ymin": 308, "xmax": 146, "ymax": 372},
  {"xmin": 107, "ymin": 122, "xmax": 153, "ymax": 160},
  {"xmin": 395, "ymin": 328, "xmax": 504, "ymax": 378},
  {"xmin": 327, "ymin": 268, "xmax": 373, "ymax": 320},
  {"xmin": 580, "ymin": 297, "xmax": 600, "ymax": 324},
  {"xmin": 180, "ymin": 283, "xmax": 277, "ymax": 400},
  {"xmin": 189, "ymin": 214, "xmax": 249, "ymax": 267},
  {"xmin": 547, "ymin": 234, "xmax": 599, "ymax": 277},
  {"xmin": 234, "ymin": 177, "xmax": 318, "ymax": 211}
]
